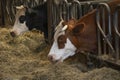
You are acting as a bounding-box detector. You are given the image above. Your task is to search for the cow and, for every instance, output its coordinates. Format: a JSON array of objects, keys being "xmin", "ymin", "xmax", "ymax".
[
  {"xmin": 48, "ymin": 0, "xmax": 120, "ymax": 63},
  {"xmin": 10, "ymin": 1, "xmax": 48, "ymax": 42}
]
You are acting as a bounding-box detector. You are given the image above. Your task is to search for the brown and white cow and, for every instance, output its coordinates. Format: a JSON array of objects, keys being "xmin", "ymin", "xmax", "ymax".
[{"xmin": 48, "ymin": 0, "xmax": 120, "ymax": 63}]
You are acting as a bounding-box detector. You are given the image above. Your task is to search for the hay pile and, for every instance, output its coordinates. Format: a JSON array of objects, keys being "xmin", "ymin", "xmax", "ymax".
[{"xmin": 0, "ymin": 27, "xmax": 120, "ymax": 80}]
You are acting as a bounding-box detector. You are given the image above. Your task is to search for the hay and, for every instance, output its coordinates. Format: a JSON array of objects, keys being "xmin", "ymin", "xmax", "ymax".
[
  {"xmin": 79, "ymin": 67, "xmax": 120, "ymax": 80},
  {"xmin": 0, "ymin": 27, "xmax": 120, "ymax": 80}
]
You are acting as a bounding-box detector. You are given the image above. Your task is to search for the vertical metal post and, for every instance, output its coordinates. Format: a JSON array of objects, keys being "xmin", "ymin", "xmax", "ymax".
[
  {"xmin": 70, "ymin": 0, "xmax": 82, "ymax": 19},
  {"xmin": 102, "ymin": 7, "xmax": 107, "ymax": 55},
  {"xmin": 61, "ymin": 0, "xmax": 69, "ymax": 21},
  {"xmin": 96, "ymin": 10, "xmax": 102, "ymax": 56},
  {"xmin": 96, "ymin": 3, "xmax": 115, "ymax": 56},
  {"xmin": 47, "ymin": 0, "xmax": 53, "ymax": 44},
  {"xmin": 1, "ymin": 0, "xmax": 5, "ymax": 26},
  {"xmin": 114, "ymin": 5, "xmax": 120, "ymax": 61}
]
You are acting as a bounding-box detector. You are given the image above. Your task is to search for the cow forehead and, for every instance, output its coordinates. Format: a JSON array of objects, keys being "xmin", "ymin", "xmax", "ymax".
[
  {"xmin": 54, "ymin": 30, "xmax": 65, "ymax": 41},
  {"xmin": 54, "ymin": 19, "xmax": 76, "ymax": 39},
  {"xmin": 54, "ymin": 20, "xmax": 65, "ymax": 40},
  {"xmin": 15, "ymin": 7, "xmax": 26, "ymax": 18},
  {"xmin": 54, "ymin": 19, "xmax": 73, "ymax": 41}
]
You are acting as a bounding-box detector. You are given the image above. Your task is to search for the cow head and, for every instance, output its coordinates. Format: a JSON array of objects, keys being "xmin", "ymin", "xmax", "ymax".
[
  {"xmin": 10, "ymin": 5, "xmax": 41, "ymax": 37},
  {"xmin": 48, "ymin": 9, "xmax": 98, "ymax": 64},
  {"xmin": 48, "ymin": 19, "xmax": 85, "ymax": 63},
  {"xmin": 10, "ymin": 5, "xmax": 28, "ymax": 37}
]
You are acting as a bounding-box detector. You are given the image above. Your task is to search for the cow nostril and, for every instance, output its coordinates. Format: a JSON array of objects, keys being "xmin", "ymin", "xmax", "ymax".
[
  {"xmin": 10, "ymin": 32, "xmax": 16, "ymax": 37},
  {"xmin": 48, "ymin": 55, "xmax": 60, "ymax": 64},
  {"xmin": 48, "ymin": 55, "xmax": 53, "ymax": 61}
]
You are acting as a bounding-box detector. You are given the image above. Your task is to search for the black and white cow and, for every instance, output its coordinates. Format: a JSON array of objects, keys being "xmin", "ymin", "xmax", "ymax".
[{"xmin": 10, "ymin": 1, "xmax": 48, "ymax": 42}]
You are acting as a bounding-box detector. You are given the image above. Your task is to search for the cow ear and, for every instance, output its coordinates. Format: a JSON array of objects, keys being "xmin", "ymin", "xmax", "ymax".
[{"xmin": 72, "ymin": 22, "xmax": 85, "ymax": 35}]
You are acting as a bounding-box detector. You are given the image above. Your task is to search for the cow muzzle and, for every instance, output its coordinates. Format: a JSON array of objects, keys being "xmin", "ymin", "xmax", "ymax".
[
  {"xmin": 10, "ymin": 31, "xmax": 16, "ymax": 37},
  {"xmin": 48, "ymin": 55, "xmax": 60, "ymax": 64}
]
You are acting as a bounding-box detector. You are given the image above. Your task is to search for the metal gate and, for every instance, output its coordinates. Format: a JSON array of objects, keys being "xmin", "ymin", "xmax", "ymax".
[
  {"xmin": 6, "ymin": 0, "xmax": 44, "ymax": 24},
  {"xmin": 0, "ymin": 0, "xmax": 44, "ymax": 25},
  {"xmin": 48, "ymin": 0, "xmax": 109, "ymax": 43},
  {"xmin": 48, "ymin": 0, "xmax": 120, "ymax": 69},
  {"xmin": 96, "ymin": 3, "xmax": 120, "ymax": 67}
]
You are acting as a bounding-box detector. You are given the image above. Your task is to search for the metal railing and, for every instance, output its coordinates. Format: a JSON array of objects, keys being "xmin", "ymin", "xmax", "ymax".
[
  {"xmin": 51, "ymin": 0, "xmax": 108, "ymax": 29},
  {"xmin": 4, "ymin": 0, "xmax": 44, "ymax": 24},
  {"xmin": 47, "ymin": 0, "xmax": 109, "ymax": 43},
  {"xmin": 96, "ymin": 3, "xmax": 120, "ymax": 63},
  {"xmin": 0, "ymin": 0, "xmax": 6, "ymax": 26},
  {"xmin": 96, "ymin": 3, "xmax": 115, "ymax": 56},
  {"xmin": 113, "ymin": 5, "xmax": 120, "ymax": 62},
  {"xmin": 0, "ymin": 0, "xmax": 109, "ymax": 25},
  {"xmin": 48, "ymin": 0, "xmax": 105, "ymax": 43}
]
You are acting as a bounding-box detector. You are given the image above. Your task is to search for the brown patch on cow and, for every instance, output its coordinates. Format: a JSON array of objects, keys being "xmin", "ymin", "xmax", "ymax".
[{"xmin": 57, "ymin": 35, "xmax": 67, "ymax": 49}]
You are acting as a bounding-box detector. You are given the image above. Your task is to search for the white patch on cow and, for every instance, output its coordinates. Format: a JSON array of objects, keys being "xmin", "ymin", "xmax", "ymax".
[
  {"xmin": 54, "ymin": 20, "xmax": 65, "ymax": 40},
  {"xmin": 11, "ymin": 21, "xmax": 29, "ymax": 35},
  {"xmin": 48, "ymin": 29, "xmax": 77, "ymax": 62},
  {"xmin": 48, "ymin": 20, "xmax": 77, "ymax": 62}
]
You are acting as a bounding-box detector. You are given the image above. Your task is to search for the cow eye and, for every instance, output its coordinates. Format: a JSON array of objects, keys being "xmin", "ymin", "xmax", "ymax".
[
  {"xmin": 57, "ymin": 35, "xmax": 67, "ymax": 49},
  {"xmin": 58, "ymin": 36, "xmax": 63, "ymax": 42},
  {"xmin": 19, "ymin": 15, "xmax": 26, "ymax": 23},
  {"xmin": 58, "ymin": 35, "xmax": 66, "ymax": 42}
]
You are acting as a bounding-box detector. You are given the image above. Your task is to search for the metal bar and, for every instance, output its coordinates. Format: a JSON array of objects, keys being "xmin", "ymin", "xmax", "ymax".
[
  {"xmin": 82, "ymin": 52, "xmax": 120, "ymax": 71},
  {"xmin": 96, "ymin": 3, "xmax": 115, "ymax": 55},
  {"xmin": 113, "ymin": 5, "xmax": 120, "ymax": 61},
  {"xmin": 102, "ymin": 7, "xmax": 107, "ymax": 55},
  {"xmin": 77, "ymin": 0, "xmax": 109, "ymax": 5},
  {"xmin": 114, "ymin": 5, "xmax": 120, "ymax": 37},
  {"xmin": 115, "ymin": 30, "xmax": 119, "ymax": 61},
  {"xmin": 47, "ymin": 0, "xmax": 53, "ymax": 44},
  {"xmin": 85, "ymin": 3, "xmax": 94, "ymax": 14},
  {"xmin": 53, "ymin": 4, "xmax": 57, "ymax": 27},
  {"xmin": 97, "ymin": 23, "xmax": 102, "ymax": 56},
  {"xmin": 62, "ymin": 0, "xmax": 69, "ymax": 21},
  {"xmin": 71, "ymin": 0, "xmax": 82, "ymax": 19},
  {"xmin": 1, "ymin": 0, "xmax": 5, "ymax": 26}
]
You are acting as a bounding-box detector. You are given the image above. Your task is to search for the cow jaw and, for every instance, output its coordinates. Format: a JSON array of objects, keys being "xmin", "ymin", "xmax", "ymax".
[
  {"xmin": 48, "ymin": 38, "xmax": 77, "ymax": 63},
  {"xmin": 11, "ymin": 22, "xmax": 29, "ymax": 36}
]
